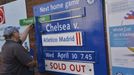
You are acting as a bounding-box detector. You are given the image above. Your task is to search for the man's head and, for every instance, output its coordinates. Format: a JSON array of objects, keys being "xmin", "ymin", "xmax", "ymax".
[{"xmin": 3, "ymin": 26, "xmax": 20, "ymax": 41}]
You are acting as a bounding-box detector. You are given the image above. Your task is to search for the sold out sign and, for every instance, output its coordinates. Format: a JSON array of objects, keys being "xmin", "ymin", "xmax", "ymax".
[
  {"xmin": 0, "ymin": 6, "xmax": 5, "ymax": 24},
  {"xmin": 45, "ymin": 60, "xmax": 94, "ymax": 75},
  {"xmin": 50, "ymin": 62, "xmax": 86, "ymax": 72}
]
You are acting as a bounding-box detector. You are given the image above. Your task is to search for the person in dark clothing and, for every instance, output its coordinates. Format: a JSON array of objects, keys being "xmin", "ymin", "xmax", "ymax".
[{"xmin": 0, "ymin": 26, "xmax": 36, "ymax": 75}]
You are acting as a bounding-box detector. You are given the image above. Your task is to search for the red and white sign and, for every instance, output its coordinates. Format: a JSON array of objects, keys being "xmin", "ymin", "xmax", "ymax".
[
  {"xmin": 0, "ymin": 6, "xmax": 5, "ymax": 24},
  {"xmin": 42, "ymin": 32, "xmax": 83, "ymax": 46},
  {"xmin": 45, "ymin": 60, "xmax": 94, "ymax": 75}
]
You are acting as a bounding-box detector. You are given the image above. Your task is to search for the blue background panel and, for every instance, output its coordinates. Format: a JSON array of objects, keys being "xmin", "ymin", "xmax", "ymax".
[
  {"xmin": 113, "ymin": 66, "xmax": 134, "ymax": 75},
  {"xmin": 33, "ymin": 0, "xmax": 108, "ymax": 75}
]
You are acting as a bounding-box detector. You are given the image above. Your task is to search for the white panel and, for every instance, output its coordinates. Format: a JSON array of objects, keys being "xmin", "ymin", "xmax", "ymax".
[
  {"xmin": 42, "ymin": 32, "xmax": 83, "ymax": 46},
  {"xmin": 45, "ymin": 60, "xmax": 94, "ymax": 75}
]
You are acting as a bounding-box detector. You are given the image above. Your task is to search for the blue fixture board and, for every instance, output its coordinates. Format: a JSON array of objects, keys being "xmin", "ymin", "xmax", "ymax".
[{"xmin": 33, "ymin": 0, "xmax": 109, "ymax": 75}]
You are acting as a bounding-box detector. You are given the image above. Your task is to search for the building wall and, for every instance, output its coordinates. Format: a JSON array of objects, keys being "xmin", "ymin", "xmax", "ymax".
[
  {"xmin": 0, "ymin": 0, "xmax": 16, "ymax": 5},
  {"xmin": 25, "ymin": 0, "xmax": 53, "ymax": 58},
  {"xmin": 25, "ymin": 0, "xmax": 54, "ymax": 75}
]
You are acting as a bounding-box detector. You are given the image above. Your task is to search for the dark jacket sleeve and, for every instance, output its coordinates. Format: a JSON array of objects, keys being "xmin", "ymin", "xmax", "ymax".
[{"xmin": 13, "ymin": 44, "xmax": 33, "ymax": 66}]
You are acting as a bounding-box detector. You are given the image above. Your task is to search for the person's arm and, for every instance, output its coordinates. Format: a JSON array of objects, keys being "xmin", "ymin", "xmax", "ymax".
[
  {"xmin": 27, "ymin": 60, "xmax": 37, "ymax": 67},
  {"xmin": 14, "ymin": 44, "xmax": 36, "ymax": 67},
  {"xmin": 20, "ymin": 25, "xmax": 33, "ymax": 43}
]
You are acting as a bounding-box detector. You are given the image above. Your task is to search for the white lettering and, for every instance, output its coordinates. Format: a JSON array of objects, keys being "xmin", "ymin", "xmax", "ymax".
[
  {"xmin": 39, "ymin": 0, "xmax": 80, "ymax": 13},
  {"xmin": 57, "ymin": 52, "xmax": 69, "ymax": 60},
  {"xmin": 112, "ymin": 27, "xmax": 131, "ymax": 32},
  {"xmin": 46, "ymin": 53, "xmax": 54, "ymax": 58},
  {"xmin": 40, "ymin": 6, "xmax": 50, "ymax": 13},
  {"xmin": 50, "ymin": 3, "xmax": 64, "ymax": 10},
  {"xmin": 73, "ymin": 22, "xmax": 79, "ymax": 29},
  {"xmin": 65, "ymin": 0, "xmax": 80, "ymax": 9},
  {"xmin": 46, "ymin": 22, "xmax": 71, "ymax": 32}
]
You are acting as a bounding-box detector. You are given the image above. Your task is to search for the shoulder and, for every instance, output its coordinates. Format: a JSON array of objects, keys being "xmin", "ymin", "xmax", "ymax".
[{"xmin": 3, "ymin": 40, "xmax": 23, "ymax": 51}]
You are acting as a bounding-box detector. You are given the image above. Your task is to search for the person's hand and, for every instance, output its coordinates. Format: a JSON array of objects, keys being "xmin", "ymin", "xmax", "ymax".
[
  {"xmin": 27, "ymin": 24, "xmax": 33, "ymax": 31},
  {"xmin": 20, "ymin": 24, "xmax": 34, "ymax": 43},
  {"xmin": 34, "ymin": 60, "xmax": 38, "ymax": 67},
  {"xmin": 27, "ymin": 60, "xmax": 37, "ymax": 67}
]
